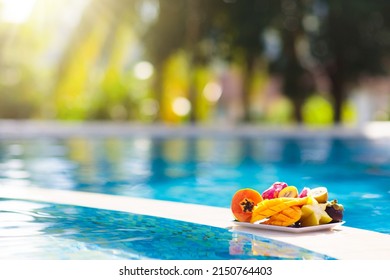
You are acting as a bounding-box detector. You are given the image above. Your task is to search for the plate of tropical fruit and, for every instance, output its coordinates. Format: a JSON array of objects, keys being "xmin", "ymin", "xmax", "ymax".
[{"xmin": 231, "ymin": 182, "xmax": 345, "ymax": 233}]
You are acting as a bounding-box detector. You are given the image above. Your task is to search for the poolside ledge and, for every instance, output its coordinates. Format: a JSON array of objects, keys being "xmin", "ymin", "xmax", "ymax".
[{"xmin": 1, "ymin": 120, "xmax": 390, "ymax": 139}]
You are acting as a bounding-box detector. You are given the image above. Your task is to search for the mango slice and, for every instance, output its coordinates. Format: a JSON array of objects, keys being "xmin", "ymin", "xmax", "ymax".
[
  {"xmin": 250, "ymin": 197, "xmax": 308, "ymax": 223},
  {"xmin": 262, "ymin": 206, "xmax": 302, "ymax": 226}
]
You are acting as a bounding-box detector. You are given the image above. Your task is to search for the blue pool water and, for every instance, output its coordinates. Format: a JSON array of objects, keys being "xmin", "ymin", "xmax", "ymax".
[
  {"xmin": 1, "ymin": 136, "xmax": 389, "ymax": 233},
  {"xmin": 0, "ymin": 135, "xmax": 389, "ymax": 259},
  {"xmin": 0, "ymin": 199, "xmax": 333, "ymax": 260}
]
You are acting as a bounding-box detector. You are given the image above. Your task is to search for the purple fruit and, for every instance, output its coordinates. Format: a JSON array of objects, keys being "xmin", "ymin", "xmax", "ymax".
[{"xmin": 325, "ymin": 200, "xmax": 344, "ymax": 222}]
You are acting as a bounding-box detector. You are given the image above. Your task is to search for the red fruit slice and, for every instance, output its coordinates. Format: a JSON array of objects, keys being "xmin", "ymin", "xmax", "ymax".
[
  {"xmin": 231, "ymin": 188, "xmax": 263, "ymax": 222},
  {"xmin": 262, "ymin": 182, "xmax": 288, "ymax": 199},
  {"xmin": 299, "ymin": 187, "xmax": 310, "ymax": 198}
]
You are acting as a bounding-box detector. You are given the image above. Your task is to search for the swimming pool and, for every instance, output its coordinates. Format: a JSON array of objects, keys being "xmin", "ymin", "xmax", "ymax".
[
  {"xmin": 1, "ymin": 135, "xmax": 389, "ymax": 233},
  {"xmin": 0, "ymin": 123, "xmax": 389, "ymax": 259}
]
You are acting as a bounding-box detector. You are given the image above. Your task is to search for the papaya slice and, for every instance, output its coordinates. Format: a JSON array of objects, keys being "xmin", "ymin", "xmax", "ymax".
[{"xmin": 231, "ymin": 188, "xmax": 263, "ymax": 222}]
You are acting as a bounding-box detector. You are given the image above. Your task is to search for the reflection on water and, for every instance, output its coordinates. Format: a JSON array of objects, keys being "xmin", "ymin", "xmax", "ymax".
[
  {"xmin": 0, "ymin": 200, "xmax": 53, "ymax": 238},
  {"xmin": 0, "ymin": 199, "xmax": 334, "ymax": 260},
  {"xmin": 0, "ymin": 136, "xmax": 390, "ymax": 233},
  {"xmin": 229, "ymin": 231, "xmax": 333, "ymax": 260}
]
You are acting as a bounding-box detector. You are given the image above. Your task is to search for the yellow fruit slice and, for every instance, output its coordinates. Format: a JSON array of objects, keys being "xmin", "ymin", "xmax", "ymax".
[
  {"xmin": 299, "ymin": 204, "xmax": 332, "ymax": 226},
  {"xmin": 306, "ymin": 195, "xmax": 319, "ymax": 205},
  {"xmin": 262, "ymin": 206, "xmax": 302, "ymax": 226},
  {"xmin": 319, "ymin": 212, "xmax": 333, "ymax": 224},
  {"xmin": 310, "ymin": 187, "xmax": 328, "ymax": 203},
  {"xmin": 278, "ymin": 186, "xmax": 298, "ymax": 198},
  {"xmin": 300, "ymin": 213, "xmax": 319, "ymax": 227},
  {"xmin": 250, "ymin": 197, "xmax": 308, "ymax": 223}
]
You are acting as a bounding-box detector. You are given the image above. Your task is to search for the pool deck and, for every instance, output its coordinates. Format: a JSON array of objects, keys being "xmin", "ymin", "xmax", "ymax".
[{"xmin": 1, "ymin": 185, "xmax": 389, "ymax": 260}]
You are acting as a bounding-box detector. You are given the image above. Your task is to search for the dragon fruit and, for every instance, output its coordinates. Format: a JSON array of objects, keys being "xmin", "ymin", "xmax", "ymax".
[{"xmin": 261, "ymin": 182, "xmax": 288, "ymax": 199}]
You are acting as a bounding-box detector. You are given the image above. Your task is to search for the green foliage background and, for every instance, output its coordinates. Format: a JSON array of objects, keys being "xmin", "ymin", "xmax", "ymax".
[{"xmin": 0, "ymin": 0, "xmax": 389, "ymax": 125}]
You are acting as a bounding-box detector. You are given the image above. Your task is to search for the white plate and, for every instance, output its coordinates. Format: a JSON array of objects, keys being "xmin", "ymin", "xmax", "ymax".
[{"xmin": 231, "ymin": 221, "xmax": 345, "ymax": 233}]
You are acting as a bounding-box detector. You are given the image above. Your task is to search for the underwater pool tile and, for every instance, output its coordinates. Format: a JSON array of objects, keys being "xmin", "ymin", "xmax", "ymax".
[{"xmin": 0, "ymin": 199, "xmax": 334, "ymax": 260}]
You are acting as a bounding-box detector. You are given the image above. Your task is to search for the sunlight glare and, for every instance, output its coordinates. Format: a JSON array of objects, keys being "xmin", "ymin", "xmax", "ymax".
[
  {"xmin": 172, "ymin": 97, "xmax": 191, "ymax": 116},
  {"xmin": 203, "ymin": 82, "xmax": 222, "ymax": 102},
  {"xmin": 134, "ymin": 61, "xmax": 154, "ymax": 80},
  {"xmin": 0, "ymin": 0, "xmax": 37, "ymax": 24}
]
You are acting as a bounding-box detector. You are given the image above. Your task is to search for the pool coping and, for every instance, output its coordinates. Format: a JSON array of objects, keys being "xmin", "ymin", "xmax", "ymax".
[
  {"xmin": 1, "ymin": 185, "xmax": 389, "ymax": 260},
  {"xmin": 1, "ymin": 120, "xmax": 390, "ymax": 139}
]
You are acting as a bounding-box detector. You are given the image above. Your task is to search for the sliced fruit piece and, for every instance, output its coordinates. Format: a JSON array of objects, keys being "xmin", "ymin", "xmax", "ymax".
[
  {"xmin": 231, "ymin": 188, "xmax": 263, "ymax": 222},
  {"xmin": 278, "ymin": 186, "xmax": 299, "ymax": 198},
  {"xmin": 319, "ymin": 211, "xmax": 333, "ymax": 224},
  {"xmin": 310, "ymin": 187, "xmax": 328, "ymax": 203},
  {"xmin": 299, "ymin": 204, "xmax": 332, "ymax": 226},
  {"xmin": 325, "ymin": 199, "xmax": 344, "ymax": 222},
  {"xmin": 250, "ymin": 197, "xmax": 308, "ymax": 223},
  {"xmin": 262, "ymin": 206, "xmax": 302, "ymax": 226},
  {"xmin": 261, "ymin": 182, "xmax": 288, "ymax": 199},
  {"xmin": 318, "ymin": 203, "xmax": 327, "ymax": 211},
  {"xmin": 300, "ymin": 212, "xmax": 320, "ymax": 227},
  {"xmin": 306, "ymin": 195, "xmax": 319, "ymax": 205},
  {"xmin": 298, "ymin": 187, "xmax": 310, "ymax": 198},
  {"xmin": 300, "ymin": 204, "xmax": 314, "ymax": 219}
]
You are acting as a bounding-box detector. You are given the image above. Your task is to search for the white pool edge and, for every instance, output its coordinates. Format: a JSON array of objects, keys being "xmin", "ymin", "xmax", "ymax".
[
  {"xmin": 1, "ymin": 185, "xmax": 389, "ymax": 260},
  {"xmin": 1, "ymin": 120, "xmax": 390, "ymax": 139}
]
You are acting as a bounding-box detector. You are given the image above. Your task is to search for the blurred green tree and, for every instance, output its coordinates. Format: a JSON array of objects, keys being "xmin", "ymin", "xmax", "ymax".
[
  {"xmin": 219, "ymin": 0, "xmax": 277, "ymax": 122},
  {"xmin": 308, "ymin": 0, "xmax": 390, "ymax": 123},
  {"xmin": 267, "ymin": 0, "xmax": 315, "ymax": 123},
  {"xmin": 1, "ymin": 0, "xmax": 389, "ymax": 125},
  {"xmin": 143, "ymin": 0, "xmax": 187, "ymax": 122},
  {"xmin": 143, "ymin": 0, "xmax": 228, "ymax": 123},
  {"xmin": 53, "ymin": 0, "xmax": 143, "ymax": 120}
]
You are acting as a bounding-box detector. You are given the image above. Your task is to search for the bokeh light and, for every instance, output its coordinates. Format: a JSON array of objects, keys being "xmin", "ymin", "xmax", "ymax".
[
  {"xmin": 134, "ymin": 61, "xmax": 154, "ymax": 80},
  {"xmin": 203, "ymin": 82, "xmax": 223, "ymax": 103},
  {"xmin": 172, "ymin": 97, "xmax": 191, "ymax": 117},
  {"xmin": 0, "ymin": 0, "xmax": 36, "ymax": 24}
]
